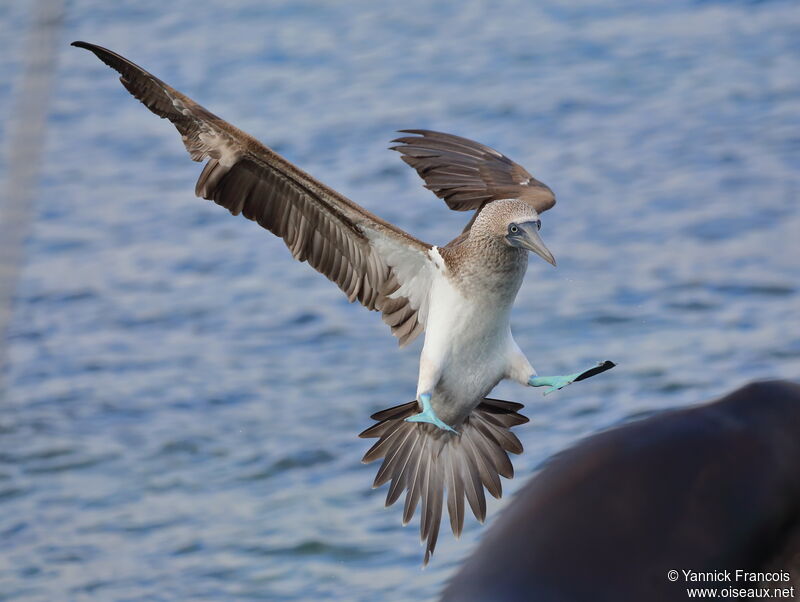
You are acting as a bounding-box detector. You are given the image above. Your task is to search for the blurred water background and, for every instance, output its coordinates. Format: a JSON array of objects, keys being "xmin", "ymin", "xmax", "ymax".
[{"xmin": 1, "ymin": 0, "xmax": 799, "ymax": 600}]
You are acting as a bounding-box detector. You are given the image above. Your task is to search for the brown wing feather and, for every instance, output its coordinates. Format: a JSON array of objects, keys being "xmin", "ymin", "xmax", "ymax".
[
  {"xmin": 72, "ymin": 41, "xmax": 432, "ymax": 346},
  {"xmin": 391, "ymin": 129, "xmax": 556, "ymax": 215}
]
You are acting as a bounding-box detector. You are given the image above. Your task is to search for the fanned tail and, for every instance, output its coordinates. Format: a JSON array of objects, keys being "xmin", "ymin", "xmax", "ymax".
[{"xmin": 359, "ymin": 398, "xmax": 529, "ymax": 565}]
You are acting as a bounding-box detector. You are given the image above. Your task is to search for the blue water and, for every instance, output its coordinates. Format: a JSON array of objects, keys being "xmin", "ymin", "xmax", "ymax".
[{"xmin": 2, "ymin": 0, "xmax": 799, "ymax": 599}]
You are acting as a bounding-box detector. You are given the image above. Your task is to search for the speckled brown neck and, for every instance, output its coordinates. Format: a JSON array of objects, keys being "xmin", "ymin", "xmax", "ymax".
[{"xmin": 439, "ymin": 231, "xmax": 529, "ymax": 300}]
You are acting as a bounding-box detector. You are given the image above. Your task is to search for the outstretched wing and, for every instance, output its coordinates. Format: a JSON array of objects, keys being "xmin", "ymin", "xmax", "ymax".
[
  {"xmin": 73, "ymin": 41, "xmax": 433, "ymax": 346},
  {"xmin": 391, "ymin": 129, "xmax": 556, "ymax": 216}
]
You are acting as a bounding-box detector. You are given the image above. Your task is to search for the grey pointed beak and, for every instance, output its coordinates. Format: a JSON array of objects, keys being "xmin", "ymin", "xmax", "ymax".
[{"xmin": 515, "ymin": 221, "xmax": 556, "ymax": 266}]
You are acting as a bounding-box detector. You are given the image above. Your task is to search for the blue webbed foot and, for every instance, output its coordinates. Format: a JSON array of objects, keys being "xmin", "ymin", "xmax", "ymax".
[
  {"xmin": 529, "ymin": 360, "xmax": 616, "ymax": 396},
  {"xmin": 405, "ymin": 393, "xmax": 459, "ymax": 434}
]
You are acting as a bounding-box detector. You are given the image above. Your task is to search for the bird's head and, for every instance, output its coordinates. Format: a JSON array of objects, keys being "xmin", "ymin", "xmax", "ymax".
[{"xmin": 477, "ymin": 199, "xmax": 556, "ymax": 266}]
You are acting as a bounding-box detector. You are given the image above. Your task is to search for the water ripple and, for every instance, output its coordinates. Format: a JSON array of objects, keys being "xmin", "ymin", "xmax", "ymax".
[{"xmin": 1, "ymin": 0, "xmax": 798, "ymax": 600}]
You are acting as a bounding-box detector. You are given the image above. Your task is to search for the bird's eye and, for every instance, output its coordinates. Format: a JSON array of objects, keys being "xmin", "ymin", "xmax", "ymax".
[
  {"xmin": 509, "ymin": 224, "xmax": 519, "ymax": 234},
  {"xmin": 536, "ymin": 220, "xmax": 542, "ymax": 231}
]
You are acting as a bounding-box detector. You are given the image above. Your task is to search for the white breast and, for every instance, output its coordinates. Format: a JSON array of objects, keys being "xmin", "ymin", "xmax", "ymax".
[{"xmin": 419, "ymin": 248, "xmax": 519, "ymax": 425}]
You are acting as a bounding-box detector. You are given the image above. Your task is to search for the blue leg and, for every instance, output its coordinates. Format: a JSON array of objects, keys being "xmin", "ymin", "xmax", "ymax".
[
  {"xmin": 405, "ymin": 393, "xmax": 458, "ymax": 434},
  {"xmin": 529, "ymin": 360, "xmax": 616, "ymax": 396}
]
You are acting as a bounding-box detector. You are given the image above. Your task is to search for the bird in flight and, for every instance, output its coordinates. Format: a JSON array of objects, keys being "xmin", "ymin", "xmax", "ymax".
[{"xmin": 73, "ymin": 41, "xmax": 615, "ymax": 565}]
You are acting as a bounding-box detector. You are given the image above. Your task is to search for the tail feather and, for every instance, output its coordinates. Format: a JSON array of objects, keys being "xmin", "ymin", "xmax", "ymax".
[
  {"xmin": 460, "ymin": 444, "xmax": 487, "ymax": 522},
  {"xmin": 373, "ymin": 426, "xmax": 416, "ymax": 488},
  {"xmin": 360, "ymin": 398, "xmax": 529, "ymax": 566},
  {"xmin": 446, "ymin": 451, "xmax": 465, "ymax": 538}
]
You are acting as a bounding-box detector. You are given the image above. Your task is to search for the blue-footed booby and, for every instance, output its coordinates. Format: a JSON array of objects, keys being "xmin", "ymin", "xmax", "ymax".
[{"xmin": 73, "ymin": 41, "xmax": 615, "ymax": 564}]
